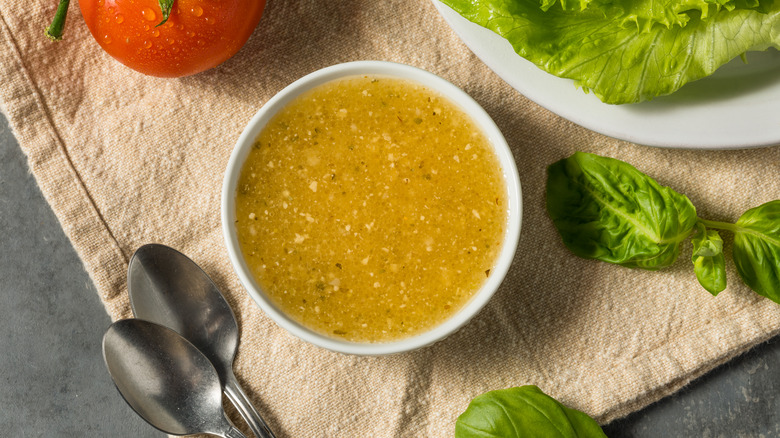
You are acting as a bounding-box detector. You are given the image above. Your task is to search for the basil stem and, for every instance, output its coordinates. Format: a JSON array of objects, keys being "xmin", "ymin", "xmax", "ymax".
[{"xmin": 698, "ymin": 218, "xmax": 739, "ymax": 233}]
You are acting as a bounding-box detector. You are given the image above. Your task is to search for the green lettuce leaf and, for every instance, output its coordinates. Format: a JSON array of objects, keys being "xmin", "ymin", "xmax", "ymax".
[
  {"xmin": 440, "ymin": 0, "xmax": 780, "ymax": 103},
  {"xmin": 539, "ymin": 0, "xmax": 768, "ymax": 28}
]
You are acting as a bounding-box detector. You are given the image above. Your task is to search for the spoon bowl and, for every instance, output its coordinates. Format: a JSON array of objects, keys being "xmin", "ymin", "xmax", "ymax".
[
  {"xmin": 128, "ymin": 244, "xmax": 238, "ymax": 380},
  {"xmin": 103, "ymin": 319, "xmax": 246, "ymax": 438}
]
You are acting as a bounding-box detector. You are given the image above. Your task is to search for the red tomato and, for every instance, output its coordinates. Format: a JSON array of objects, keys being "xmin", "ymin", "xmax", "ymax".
[{"xmin": 79, "ymin": 0, "xmax": 265, "ymax": 77}]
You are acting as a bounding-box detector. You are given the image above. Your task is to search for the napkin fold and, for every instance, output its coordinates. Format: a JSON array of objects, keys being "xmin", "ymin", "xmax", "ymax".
[{"xmin": 1, "ymin": 0, "xmax": 779, "ymax": 436}]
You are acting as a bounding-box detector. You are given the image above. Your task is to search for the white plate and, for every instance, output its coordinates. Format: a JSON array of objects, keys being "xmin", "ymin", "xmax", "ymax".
[{"xmin": 434, "ymin": 1, "xmax": 780, "ymax": 149}]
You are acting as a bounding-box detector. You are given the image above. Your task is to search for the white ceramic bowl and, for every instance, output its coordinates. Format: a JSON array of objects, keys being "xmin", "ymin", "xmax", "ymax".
[{"xmin": 222, "ymin": 61, "xmax": 522, "ymax": 355}]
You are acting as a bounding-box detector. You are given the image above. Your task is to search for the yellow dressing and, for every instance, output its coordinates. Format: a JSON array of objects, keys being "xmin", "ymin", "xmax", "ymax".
[{"xmin": 235, "ymin": 76, "xmax": 507, "ymax": 343}]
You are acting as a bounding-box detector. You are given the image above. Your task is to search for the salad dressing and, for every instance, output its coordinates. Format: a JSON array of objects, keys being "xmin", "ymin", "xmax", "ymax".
[{"xmin": 235, "ymin": 76, "xmax": 507, "ymax": 342}]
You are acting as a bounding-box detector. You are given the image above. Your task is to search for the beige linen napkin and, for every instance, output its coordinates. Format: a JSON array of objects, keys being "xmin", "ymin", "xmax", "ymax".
[{"xmin": 1, "ymin": 0, "xmax": 779, "ymax": 435}]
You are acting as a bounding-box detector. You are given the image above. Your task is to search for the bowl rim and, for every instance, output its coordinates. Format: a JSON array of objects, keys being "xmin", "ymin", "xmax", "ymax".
[{"xmin": 221, "ymin": 60, "xmax": 522, "ymax": 355}]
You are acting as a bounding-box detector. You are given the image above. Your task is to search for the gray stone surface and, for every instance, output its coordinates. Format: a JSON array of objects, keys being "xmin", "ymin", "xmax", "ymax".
[
  {"xmin": 0, "ymin": 114, "xmax": 160, "ymax": 437},
  {"xmin": 603, "ymin": 337, "xmax": 780, "ymax": 437},
  {"xmin": 0, "ymin": 109, "xmax": 778, "ymax": 437}
]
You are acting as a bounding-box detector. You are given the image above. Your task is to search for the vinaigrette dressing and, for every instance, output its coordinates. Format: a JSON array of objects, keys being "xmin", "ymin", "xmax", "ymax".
[{"xmin": 235, "ymin": 76, "xmax": 507, "ymax": 342}]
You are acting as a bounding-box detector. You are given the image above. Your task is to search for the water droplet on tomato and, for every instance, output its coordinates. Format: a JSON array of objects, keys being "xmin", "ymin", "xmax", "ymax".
[
  {"xmin": 104, "ymin": 16, "xmax": 110, "ymax": 23},
  {"xmin": 152, "ymin": 29, "xmax": 160, "ymax": 37},
  {"xmin": 143, "ymin": 40, "xmax": 152, "ymax": 49},
  {"xmin": 114, "ymin": 14, "xmax": 124, "ymax": 24},
  {"xmin": 141, "ymin": 8, "xmax": 156, "ymax": 21},
  {"xmin": 196, "ymin": 39, "xmax": 205, "ymax": 46},
  {"xmin": 166, "ymin": 37, "xmax": 175, "ymax": 45},
  {"xmin": 204, "ymin": 16, "xmax": 215, "ymax": 25},
  {"xmin": 176, "ymin": 24, "xmax": 184, "ymax": 30},
  {"xmin": 102, "ymin": 34, "xmax": 112, "ymax": 44},
  {"xmin": 190, "ymin": 6, "xmax": 203, "ymax": 17},
  {"xmin": 171, "ymin": 46, "xmax": 179, "ymax": 53},
  {"xmin": 143, "ymin": 24, "xmax": 150, "ymax": 31},
  {"xmin": 186, "ymin": 31, "xmax": 195, "ymax": 37},
  {"xmin": 97, "ymin": 0, "xmax": 104, "ymax": 6}
]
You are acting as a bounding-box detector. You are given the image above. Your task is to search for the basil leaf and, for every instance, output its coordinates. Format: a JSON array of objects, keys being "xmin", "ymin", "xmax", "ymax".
[
  {"xmin": 546, "ymin": 152, "xmax": 698, "ymax": 270},
  {"xmin": 733, "ymin": 200, "xmax": 780, "ymax": 302},
  {"xmin": 455, "ymin": 386, "xmax": 606, "ymax": 438},
  {"xmin": 691, "ymin": 223, "xmax": 727, "ymax": 295}
]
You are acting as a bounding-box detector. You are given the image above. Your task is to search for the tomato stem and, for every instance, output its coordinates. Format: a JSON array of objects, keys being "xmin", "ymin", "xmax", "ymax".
[
  {"xmin": 45, "ymin": 0, "xmax": 70, "ymax": 41},
  {"xmin": 155, "ymin": 0, "xmax": 174, "ymax": 27}
]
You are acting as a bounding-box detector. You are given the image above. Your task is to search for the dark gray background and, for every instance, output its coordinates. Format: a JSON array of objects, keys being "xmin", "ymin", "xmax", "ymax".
[{"xmin": 1, "ymin": 111, "xmax": 778, "ymax": 437}]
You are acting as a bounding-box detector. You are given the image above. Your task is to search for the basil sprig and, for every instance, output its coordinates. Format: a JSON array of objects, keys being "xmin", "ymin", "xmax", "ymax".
[
  {"xmin": 456, "ymin": 386, "xmax": 606, "ymax": 438},
  {"xmin": 547, "ymin": 152, "xmax": 780, "ymax": 302}
]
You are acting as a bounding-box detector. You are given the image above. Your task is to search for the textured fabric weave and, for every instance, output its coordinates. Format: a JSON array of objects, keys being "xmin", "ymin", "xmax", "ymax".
[{"xmin": 1, "ymin": 0, "xmax": 779, "ymax": 436}]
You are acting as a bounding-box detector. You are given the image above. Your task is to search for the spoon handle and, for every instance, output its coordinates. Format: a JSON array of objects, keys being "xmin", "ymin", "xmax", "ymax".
[
  {"xmin": 225, "ymin": 371, "xmax": 276, "ymax": 438},
  {"xmin": 224, "ymin": 425, "xmax": 249, "ymax": 438}
]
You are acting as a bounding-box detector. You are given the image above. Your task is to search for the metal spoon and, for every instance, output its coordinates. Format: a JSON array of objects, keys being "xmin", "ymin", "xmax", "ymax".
[
  {"xmin": 127, "ymin": 243, "xmax": 275, "ymax": 438},
  {"xmin": 103, "ymin": 319, "xmax": 247, "ymax": 438}
]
